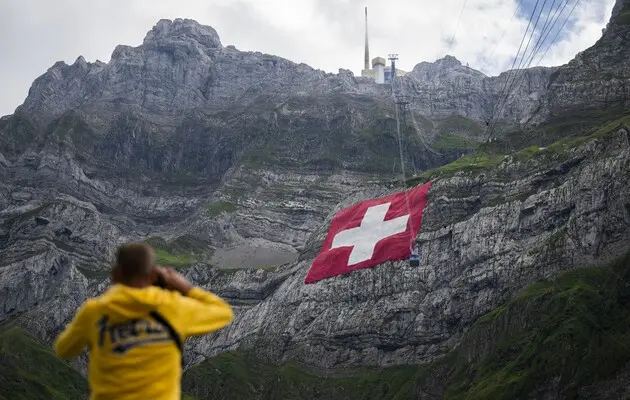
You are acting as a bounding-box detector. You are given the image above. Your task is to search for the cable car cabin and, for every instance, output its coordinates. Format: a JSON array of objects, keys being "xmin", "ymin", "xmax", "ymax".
[
  {"xmin": 409, "ymin": 253, "xmax": 420, "ymax": 266},
  {"xmin": 409, "ymin": 243, "xmax": 421, "ymax": 267}
]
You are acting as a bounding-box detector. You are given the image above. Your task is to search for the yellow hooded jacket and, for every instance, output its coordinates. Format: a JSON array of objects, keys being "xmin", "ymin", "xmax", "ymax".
[{"xmin": 54, "ymin": 284, "xmax": 234, "ymax": 400}]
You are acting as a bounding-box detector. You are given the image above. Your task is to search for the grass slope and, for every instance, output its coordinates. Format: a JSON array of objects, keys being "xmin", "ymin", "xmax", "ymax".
[
  {"xmin": 204, "ymin": 200, "xmax": 236, "ymax": 218},
  {"xmin": 144, "ymin": 235, "xmax": 210, "ymax": 269},
  {"xmin": 408, "ymin": 111, "xmax": 630, "ymax": 186},
  {"xmin": 183, "ymin": 253, "xmax": 630, "ymax": 399},
  {"xmin": 432, "ymin": 132, "xmax": 479, "ymax": 150},
  {"xmin": 182, "ymin": 350, "xmax": 420, "ymax": 400},
  {"xmin": 0, "ymin": 327, "xmax": 88, "ymax": 400},
  {"xmin": 444, "ymin": 253, "xmax": 630, "ymax": 399}
]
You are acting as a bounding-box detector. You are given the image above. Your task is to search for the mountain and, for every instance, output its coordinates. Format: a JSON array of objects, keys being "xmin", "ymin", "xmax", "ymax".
[
  {"xmin": 535, "ymin": 0, "xmax": 630, "ymax": 124},
  {"xmin": 1, "ymin": 1, "xmax": 630, "ymax": 399}
]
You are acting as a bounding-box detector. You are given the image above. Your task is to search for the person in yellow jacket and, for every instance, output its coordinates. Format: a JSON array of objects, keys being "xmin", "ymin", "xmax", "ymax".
[{"xmin": 53, "ymin": 242, "xmax": 234, "ymax": 400}]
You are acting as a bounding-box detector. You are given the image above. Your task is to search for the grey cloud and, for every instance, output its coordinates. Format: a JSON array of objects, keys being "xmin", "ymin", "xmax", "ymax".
[{"xmin": 0, "ymin": 0, "xmax": 149, "ymax": 116}]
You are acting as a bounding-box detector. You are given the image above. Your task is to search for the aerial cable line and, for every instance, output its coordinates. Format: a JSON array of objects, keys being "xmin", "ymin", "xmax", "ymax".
[
  {"xmin": 390, "ymin": 0, "xmax": 467, "ymax": 181},
  {"xmin": 495, "ymin": 0, "xmax": 569, "ymax": 110},
  {"xmin": 497, "ymin": 0, "xmax": 549, "ymax": 107},
  {"xmin": 491, "ymin": 0, "xmax": 556, "ymax": 138},
  {"xmin": 490, "ymin": 0, "xmax": 542, "ymax": 123},
  {"xmin": 481, "ymin": 0, "xmax": 581, "ymax": 155},
  {"xmin": 509, "ymin": 0, "xmax": 550, "ymax": 78},
  {"xmin": 517, "ymin": 0, "xmax": 556, "ymax": 65},
  {"xmin": 392, "ymin": 0, "xmax": 469, "ymax": 167},
  {"xmin": 513, "ymin": 0, "xmax": 578, "ymax": 84},
  {"xmin": 495, "ymin": 0, "xmax": 542, "ymax": 102},
  {"xmin": 486, "ymin": 0, "xmax": 526, "ymax": 62},
  {"xmin": 389, "ymin": 79, "xmax": 417, "ymax": 255},
  {"xmin": 433, "ymin": 0, "xmax": 469, "ymax": 98},
  {"xmin": 488, "ymin": 0, "xmax": 574, "ymax": 139},
  {"xmin": 529, "ymin": 0, "xmax": 570, "ymax": 62},
  {"xmin": 515, "ymin": 0, "xmax": 582, "ymax": 133},
  {"xmin": 483, "ymin": 0, "xmax": 553, "ymax": 146},
  {"xmin": 535, "ymin": 0, "xmax": 581, "ymax": 65},
  {"xmin": 419, "ymin": 0, "xmax": 469, "ymax": 159},
  {"xmin": 504, "ymin": 0, "xmax": 567, "ymax": 90},
  {"xmin": 533, "ymin": 0, "xmax": 562, "ymax": 46},
  {"xmin": 477, "ymin": 0, "xmax": 542, "ymax": 151},
  {"xmin": 497, "ymin": 0, "xmax": 560, "ymax": 151},
  {"xmin": 446, "ymin": 0, "xmax": 469, "ymax": 56},
  {"xmin": 513, "ymin": 0, "xmax": 560, "ymax": 71}
]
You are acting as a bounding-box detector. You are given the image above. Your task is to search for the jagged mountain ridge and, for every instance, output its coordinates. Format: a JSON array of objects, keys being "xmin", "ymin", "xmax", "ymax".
[
  {"xmin": 0, "ymin": 2, "xmax": 630, "ymax": 399},
  {"xmin": 6, "ymin": 17, "xmax": 559, "ymax": 130}
]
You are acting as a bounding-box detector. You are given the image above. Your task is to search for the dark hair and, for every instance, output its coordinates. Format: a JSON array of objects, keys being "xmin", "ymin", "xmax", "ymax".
[{"xmin": 114, "ymin": 242, "xmax": 155, "ymax": 282}]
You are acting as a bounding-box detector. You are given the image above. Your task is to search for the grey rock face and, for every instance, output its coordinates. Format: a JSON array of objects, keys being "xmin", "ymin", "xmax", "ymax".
[
  {"xmin": 400, "ymin": 56, "xmax": 556, "ymax": 128},
  {"xmin": 180, "ymin": 128, "xmax": 630, "ymax": 369},
  {"xmin": 12, "ymin": 18, "xmax": 555, "ymax": 135},
  {"xmin": 16, "ymin": 18, "xmax": 365, "ymax": 126},
  {"xmin": 533, "ymin": 1, "xmax": 630, "ymax": 124}
]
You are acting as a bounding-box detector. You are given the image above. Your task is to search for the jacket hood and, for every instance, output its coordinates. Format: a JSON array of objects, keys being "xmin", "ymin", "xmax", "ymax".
[{"xmin": 97, "ymin": 284, "xmax": 171, "ymax": 320}]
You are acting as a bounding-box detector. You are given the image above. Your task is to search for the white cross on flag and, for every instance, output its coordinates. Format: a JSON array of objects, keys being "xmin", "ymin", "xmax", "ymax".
[{"xmin": 304, "ymin": 181, "xmax": 432, "ymax": 284}]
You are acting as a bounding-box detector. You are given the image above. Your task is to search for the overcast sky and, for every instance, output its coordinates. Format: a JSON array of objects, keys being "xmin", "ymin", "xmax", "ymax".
[{"xmin": 0, "ymin": 0, "xmax": 616, "ymax": 117}]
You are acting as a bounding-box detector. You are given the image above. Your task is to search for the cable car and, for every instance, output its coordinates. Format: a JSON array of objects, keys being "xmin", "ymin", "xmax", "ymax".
[{"xmin": 409, "ymin": 243, "xmax": 420, "ymax": 267}]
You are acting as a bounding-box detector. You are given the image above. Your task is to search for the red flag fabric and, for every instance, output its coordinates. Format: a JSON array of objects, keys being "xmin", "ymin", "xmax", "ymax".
[{"xmin": 304, "ymin": 181, "xmax": 432, "ymax": 284}]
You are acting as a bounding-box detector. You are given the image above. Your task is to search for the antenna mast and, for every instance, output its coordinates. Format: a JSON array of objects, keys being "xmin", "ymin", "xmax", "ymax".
[{"xmin": 364, "ymin": 7, "xmax": 370, "ymax": 71}]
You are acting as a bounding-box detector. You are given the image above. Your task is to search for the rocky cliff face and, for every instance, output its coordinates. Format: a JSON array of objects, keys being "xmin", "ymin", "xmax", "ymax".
[
  {"xmin": 6, "ymin": 18, "xmax": 555, "ymax": 138},
  {"xmin": 534, "ymin": 0, "xmax": 630, "ymax": 125},
  {"xmin": 180, "ymin": 125, "xmax": 630, "ymax": 370},
  {"xmin": 399, "ymin": 56, "xmax": 555, "ymax": 130},
  {"xmin": 0, "ymin": 1, "xmax": 629, "ymax": 397}
]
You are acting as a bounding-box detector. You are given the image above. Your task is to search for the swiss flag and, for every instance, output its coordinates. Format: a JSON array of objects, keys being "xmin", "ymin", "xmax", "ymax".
[{"xmin": 304, "ymin": 181, "xmax": 432, "ymax": 284}]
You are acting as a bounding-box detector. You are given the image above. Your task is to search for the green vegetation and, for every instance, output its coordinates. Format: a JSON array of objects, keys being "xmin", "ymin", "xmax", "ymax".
[
  {"xmin": 0, "ymin": 327, "xmax": 89, "ymax": 400},
  {"xmin": 144, "ymin": 235, "xmax": 209, "ymax": 269},
  {"xmin": 438, "ymin": 115, "xmax": 483, "ymax": 136},
  {"xmin": 182, "ymin": 349, "xmax": 421, "ymax": 400},
  {"xmin": 49, "ymin": 111, "xmax": 93, "ymax": 148},
  {"xmin": 590, "ymin": 113, "xmax": 630, "ymax": 137},
  {"xmin": 75, "ymin": 266, "xmax": 110, "ymax": 280},
  {"xmin": 511, "ymin": 112, "xmax": 630, "ymax": 164},
  {"xmin": 407, "ymin": 153, "xmax": 505, "ymax": 185},
  {"xmin": 443, "ymin": 254, "xmax": 630, "ymax": 399},
  {"xmin": 204, "ymin": 200, "xmax": 237, "ymax": 218},
  {"xmin": 511, "ymin": 144, "xmax": 543, "ymax": 162},
  {"xmin": 408, "ymin": 111, "xmax": 630, "ymax": 186},
  {"xmin": 153, "ymin": 248, "xmax": 194, "ymax": 268},
  {"xmin": 478, "ymin": 106, "xmax": 630, "ymax": 155},
  {"xmin": 614, "ymin": 1, "xmax": 630, "ymax": 25},
  {"xmin": 182, "ymin": 253, "xmax": 630, "ymax": 399},
  {"xmin": 432, "ymin": 132, "xmax": 478, "ymax": 150}
]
